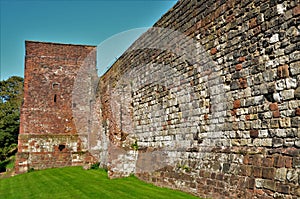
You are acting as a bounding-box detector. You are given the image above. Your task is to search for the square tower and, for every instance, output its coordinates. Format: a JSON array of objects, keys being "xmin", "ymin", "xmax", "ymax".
[{"xmin": 15, "ymin": 41, "xmax": 98, "ymax": 173}]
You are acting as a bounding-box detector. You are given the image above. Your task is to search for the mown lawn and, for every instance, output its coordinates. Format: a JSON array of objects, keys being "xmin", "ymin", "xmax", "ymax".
[{"xmin": 0, "ymin": 167, "xmax": 199, "ymax": 199}]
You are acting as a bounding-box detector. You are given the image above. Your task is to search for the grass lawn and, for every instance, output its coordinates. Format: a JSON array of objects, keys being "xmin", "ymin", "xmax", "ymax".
[{"xmin": 0, "ymin": 167, "xmax": 199, "ymax": 199}]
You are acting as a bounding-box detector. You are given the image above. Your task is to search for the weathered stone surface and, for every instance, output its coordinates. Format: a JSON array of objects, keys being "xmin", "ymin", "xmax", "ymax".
[
  {"xmin": 275, "ymin": 168, "xmax": 287, "ymax": 182},
  {"xmin": 277, "ymin": 65, "xmax": 290, "ymax": 78},
  {"xmin": 295, "ymin": 87, "xmax": 300, "ymax": 99},
  {"xmin": 16, "ymin": 1, "xmax": 300, "ymax": 199},
  {"xmin": 287, "ymin": 169, "xmax": 298, "ymax": 183}
]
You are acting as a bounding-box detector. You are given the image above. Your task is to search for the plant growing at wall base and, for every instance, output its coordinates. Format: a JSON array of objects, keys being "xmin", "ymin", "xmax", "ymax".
[
  {"xmin": 131, "ymin": 140, "xmax": 139, "ymax": 151},
  {"xmin": 27, "ymin": 168, "xmax": 35, "ymax": 173},
  {"xmin": 90, "ymin": 162, "xmax": 100, "ymax": 170}
]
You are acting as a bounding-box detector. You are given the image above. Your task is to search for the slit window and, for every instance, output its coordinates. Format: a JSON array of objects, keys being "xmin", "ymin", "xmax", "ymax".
[{"xmin": 54, "ymin": 94, "xmax": 57, "ymax": 103}]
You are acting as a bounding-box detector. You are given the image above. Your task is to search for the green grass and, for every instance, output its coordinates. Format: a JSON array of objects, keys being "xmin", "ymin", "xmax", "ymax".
[
  {"xmin": 0, "ymin": 167, "xmax": 199, "ymax": 199},
  {"xmin": 5, "ymin": 156, "xmax": 15, "ymax": 170}
]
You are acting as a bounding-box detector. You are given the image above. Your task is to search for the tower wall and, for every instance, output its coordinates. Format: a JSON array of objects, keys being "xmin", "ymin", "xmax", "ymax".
[{"xmin": 15, "ymin": 41, "xmax": 98, "ymax": 173}]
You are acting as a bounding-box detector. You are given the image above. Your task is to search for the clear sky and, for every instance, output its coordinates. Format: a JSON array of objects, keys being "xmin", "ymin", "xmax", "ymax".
[{"xmin": 0, "ymin": 0, "xmax": 177, "ymax": 80}]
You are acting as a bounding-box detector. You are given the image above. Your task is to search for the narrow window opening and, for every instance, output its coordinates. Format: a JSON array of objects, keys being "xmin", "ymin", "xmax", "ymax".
[
  {"xmin": 54, "ymin": 94, "xmax": 57, "ymax": 103},
  {"xmin": 58, "ymin": 144, "xmax": 65, "ymax": 151}
]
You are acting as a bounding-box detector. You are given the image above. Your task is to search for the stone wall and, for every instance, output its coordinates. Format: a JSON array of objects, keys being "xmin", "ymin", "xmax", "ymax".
[
  {"xmin": 15, "ymin": 41, "xmax": 99, "ymax": 173},
  {"xmin": 16, "ymin": 0, "xmax": 300, "ymax": 198},
  {"xmin": 99, "ymin": 0, "xmax": 300, "ymax": 198}
]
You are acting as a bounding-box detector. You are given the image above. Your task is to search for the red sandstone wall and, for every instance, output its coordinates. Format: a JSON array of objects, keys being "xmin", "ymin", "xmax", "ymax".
[
  {"xmin": 99, "ymin": 0, "xmax": 300, "ymax": 198},
  {"xmin": 16, "ymin": 41, "xmax": 98, "ymax": 173}
]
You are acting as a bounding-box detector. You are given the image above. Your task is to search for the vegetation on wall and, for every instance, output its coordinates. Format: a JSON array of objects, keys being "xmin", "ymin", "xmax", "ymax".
[{"xmin": 0, "ymin": 76, "xmax": 23, "ymax": 172}]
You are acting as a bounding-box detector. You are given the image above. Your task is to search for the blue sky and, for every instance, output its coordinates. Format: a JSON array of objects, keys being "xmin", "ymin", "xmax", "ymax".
[{"xmin": 0, "ymin": 0, "xmax": 177, "ymax": 80}]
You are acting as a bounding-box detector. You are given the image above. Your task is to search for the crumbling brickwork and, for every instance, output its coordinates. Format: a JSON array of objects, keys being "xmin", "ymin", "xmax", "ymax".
[
  {"xmin": 15, "ymin": 41, "xmax": 98, "ymax": 173},
  {"xmin": 99, "ymin": 0, "xmax": 300, "ymax": 198}
]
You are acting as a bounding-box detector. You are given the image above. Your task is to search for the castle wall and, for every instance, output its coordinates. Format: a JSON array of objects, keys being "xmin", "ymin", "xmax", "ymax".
[
  {"xmin": 15, "ymin": 41, "xmax": 98, "ymax": 173},
  {"xmin": 99, "ymin": 0, "xmax": 300, "ymax": 198}
]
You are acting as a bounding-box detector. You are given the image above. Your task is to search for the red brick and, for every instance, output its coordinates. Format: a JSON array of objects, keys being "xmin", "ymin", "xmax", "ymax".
[
  {"xmin": 254, "ymin": 189, "xmax": 264, "ymax": 195},
  {"xmin": 236, "ymin": 64, "xmax": 243, "ymax": 71},
  {"xmin": 273, "ymin": 110, "xmax": 280, "ymax": 118},
  {"xmin": 250, "ymin": 130, "xmax": 259, "ymax": 138},
  {"xmin": 252, "ymin": 166, "xmax": 262, "ymax": 177},
  {"xmin": 210, "ymin": 48, "xmax": 217, "ymax": 55},
  {"xmin": 276, "ymin": 183, "xmax": 290, "ymax": 194},
  {"xmin": 231, "ymin": 109, "xmax": 237, "ymax": 116},
  {"xmin": 245, "ymin": 115, "xmax": 250, "ymax": 121},
  {"xmin": 283, "ymin": 148, "xmax": 299, "ymax": 157},
  {"xmin": 233, "ymin": 99, "xmax": 241, "ymax": 109},
  {"xmin": 253, "ymin": 26, "xmax": 261, "ymax": 36},
  {"xmin": 239, "ymin": 165, "xmax": 252, "ymax": 176},
  {"xmin": 285, "ymin": 157, "xmax": 293, "ymax": 168},
  {"xmin": 204, "ymin": 114, "xmax": 209, "ymax": 120},
  {"xmin": 246, "ymin": 178, "xmax": 255, "ymax": 189},
  {"xmin": 243, "ymin": 155, "xmax": 250, "ymax": 165},
  {"xmin": 296, "ymin": 108, "xmax": 300, "ymax": 116},
  {"xmin": 249, "ymin": 18, "xmax": 257, "ymax": 28},
  {"xmin": 277, "ymin": 65, "xmax": 289, "ymax": 78},
  {"xmin": 262, "ymin": 167, "xmax": 275, "ymax": 179},
  {"xmin": 262, "ymin": 157, "xmax": 274, "ymax": 167},
  {"xmin": 239, "ymin": 78, "xmax": 248, "ymax": 88},
  {"xmin": 269, "ymin": 103, "xmax": 278, "ymax": 111},
  {"xmin": 226, "ymin": 14, "xmax": 235, "ymax": 23},
  {"xmin": 238, "ymin": 56, "xmax": 246, "ymax": 62},
  {"xmin": 293, "ymin": 5, "xmax": 300, "ymax": 16},
  {"xmin": 252, "ymin": 155, "xmax": 262, "ymax": 166},
  {"xmin": 274, "ymin": 156, "xmax": 285, "ymax": 168}
]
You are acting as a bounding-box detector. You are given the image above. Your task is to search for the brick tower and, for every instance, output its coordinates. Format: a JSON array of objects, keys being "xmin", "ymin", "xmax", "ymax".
[{"xmin": 15, "ymin": 41, "xmax": 98, "ymax": 173}]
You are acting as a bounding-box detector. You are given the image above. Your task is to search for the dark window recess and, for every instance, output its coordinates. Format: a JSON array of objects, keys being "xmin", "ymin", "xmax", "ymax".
[
  {"xmin": 54, "ymin": 94, "xmax": 57, "ymax": 103},
  {"xmin": 58, "ymin": 144, "xmax": 65, "ymax": 151}
]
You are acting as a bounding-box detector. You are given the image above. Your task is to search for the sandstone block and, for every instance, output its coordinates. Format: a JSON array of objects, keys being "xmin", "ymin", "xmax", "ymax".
[
  {"xmin": 276, "ymin": 183, "xmax": 290, "ymax": 194},
  {"xmin": 295, "ymin": 87, "xmax": 300, "ymax": 99},
  {"xmin": 262, "ymin": 167, "xmax": 275, "ymax": 179},
  {"xmin": 293, "ymin": 5, "xmax": 300, "ymax": 16},
  {"xmin": 280, "ymin": 89, "xmax": 294, "ymax": 101},
  {"xmin": 210, "ymin": 48, "xmax": 217, "ymax": 55},
  {"xmin": 287, "ymin": 169, "xmax": 298, "ymax": 183},
  {"xmin": 277, "ymin": 65, "xmax": 289, "ymax": 78},
  {"xmin": 275, "ymin": 168, "xmax": 287, "ymax": 182},
  {"xmin": 291, "ymin": 117, "xmax": 300, "ymax": 128},
  {"xmin": 270, "ymin": 34, "xmax": 279, "ymax": 44},
  {"xmin": 269, "ymin": 103, "xmax": 278, "ymax": 111},
  {"xmin": 286, "ymin": 78, "xmax": 297, "ymax": 89},
  {"xmin": 279, "ymin": 118, "xmax": 291, "ymax": 128},
  {"xmin": 250, "ymin": 130, "xmax": 259, "ymax": 138},
  {"xmin": 262, "ymin": 179, "xmax": 276, "ymax": 191}
]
